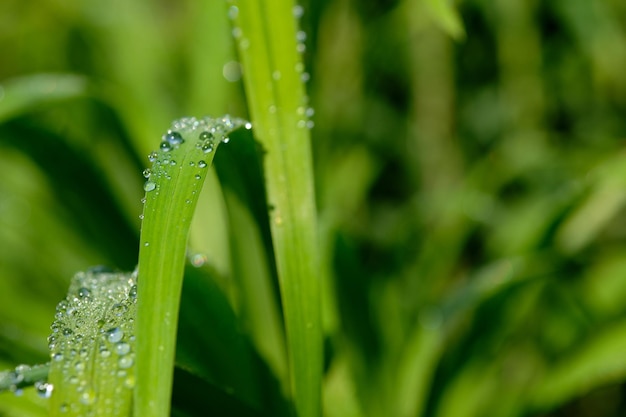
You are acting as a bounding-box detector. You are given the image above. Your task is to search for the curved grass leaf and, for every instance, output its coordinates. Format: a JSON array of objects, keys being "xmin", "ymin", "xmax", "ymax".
[
  {"xmin": 214, "ymin": 129, "xmax": 288, "ymax": 386},
  {"xmin": 134, "ymin": 116, "xmax": 249, "ymax": 417}
]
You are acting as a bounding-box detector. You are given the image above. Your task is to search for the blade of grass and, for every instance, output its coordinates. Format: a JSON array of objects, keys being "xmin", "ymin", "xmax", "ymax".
[
  {"xmin": 0, "ymin": 74, "xmax": 88, "ymax": 123},
  {"xmin": 215, "ymin": 131, "xmax": 288, "ymax": 388},
  {"xmin": 229, "ymin": 2, "xmax": 322, "ymax": 416},
  {"xmin": 47, "ymin": 269, "xmax": 138, "ymax": 417},
  {"xmin": 134, "ymin": 116, "xmax": 249, "ymax": 417}
]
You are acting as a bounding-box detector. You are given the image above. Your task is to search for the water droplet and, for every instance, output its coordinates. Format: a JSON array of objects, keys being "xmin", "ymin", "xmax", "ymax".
[
  {"xmin": 80, "ymin": 389, "xmax": 96, "ymax": 405},
  {"xmin": 185, "ymin": 199, "xmax": 191, "ymax": 204},
  {"xmin": 244, "ymin": 122, "xmax": 252, "ymax": 130},
  {"xmin": 301, "ymin": 72, "xmax": 310, "ymax": 82},
  {"xmin": 306, "ymin": 107, "xmax": 315, "ymax": 117},
  {"xmin": 189, "ymin": 161, "xmax": 195, "ymax": 167},
  {"xmin": 164, "ymin": 131, "xmax": 184, "ymax": 145},
  {"xmin": 295, "ymin": 62, "xmax": 304, "ymax": 73},
  {"xmin": 34, "ymin": 381, "xmax": 54, "ymax": 398},
  {"xmin": 191, "ymin": 253, "xmax": 207, "ymax": 267},
  {"xmin": 144, "ymin": 242, "xmax": 149, "ymax": 247},
  {"xmin": 160, "ymin": 141, "xmax": 172, "ymax": 152},
  {"xmin": 139, "ymin": 214, "xmax": 144, "ymax": 220},
  {"xmin": 202, "ymin": 143, "xmax": 214, "ymax": 153},
  {"xmin": 198, "ymin": 160, "xmax": 207, "ymax": 168},
  {"xmin": 142, "ymin": 168, "xmax": 151, "ymax": 178},
  {"xmin": 140, "ymin": 197, "xmax": 146, "ymax": 204},
  {"xmin": 222, "ymin": 136, "xmax": 230, "ymax": 144},
  {"xmin": 297, "ymin": 43, "xmax": 306, "ymax": 53},
  {"xmin": 124, "ymin": 375, "xmax": 136, "ymax": 388},
  {"xmin": 129, "ymin": 285, "xmax": 138, "ymax": 300},
  {"xmin": 112, "ymin": 303, "xmax": 128, "ymax": 316},
  {"xmin": 199, "ymin": 131, "xmax": 213, "ymax": 141},
  {"xmin": 232, "ymin": 27, "xmax": 242, "ymax": 39},
  {"xmin": 115, "ymin": 342, "xmax": 131, "ymax": 356},
  {"xmin": 118, "ymin": 355, "xmax": 134, "ymax": 369},
  {"xmin": 77, "ymin": 287, "xmax": 91, "ymax": 298},
  {"xmin": 15, "ymin": 364, "xmax": 30, "ymax": 375},
  {"xmin": 144, "ymin": 181, "xmax": 156, "ymax": 192},
  {"xmin": 223, "ymin": 61, "xmax": 242, "ymax": 82},
  {"xmin": 106, "ymin": 327, "xmax": 124, "ymax": 343},
  {"xmin": 52, "ymin": 352, "xmax": 64, "ymax": 362},
  {"xmin": 296, "ymin": 31, "xmax": 307, "ymax": 42},
  {"xmin": 293, "ymin": 4, "xmax": 304, "ymax": 18},
  {"xmin": 148, "ymin": 152, "xmax": 158, "ymax": 162},
  {"xmin": 228, "ymin": 5, "xmax": 239, "ymax": 19}
]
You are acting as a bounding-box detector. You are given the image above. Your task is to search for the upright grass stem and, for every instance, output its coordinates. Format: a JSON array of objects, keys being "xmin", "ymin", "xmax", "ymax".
[
  {"xmin": 133, "ymin": 116, "xmax": 248, "ymax": 417},
  {"xmin": 229, "ymin": 2, "xmax": 322, "ymax": 416}
]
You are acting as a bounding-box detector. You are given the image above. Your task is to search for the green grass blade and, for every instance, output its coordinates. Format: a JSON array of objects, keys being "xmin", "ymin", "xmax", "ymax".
[
  {"xmin": 229, "ymin": 2, "xmax": 322, "ymax": 416},
  {"xmin": 47, "ymin": 269, "xmax": 138, "ymax": 417},
  {"xmin": 134, "ymin": 116, "xmax": 249, "ymax": 417},
  {"xmin": 0, "ymin": 74, "xmax": 88, "ymax": 123},
  {"xmin": 215, "ymin": 132, "xmax": 288, "ymax": 387}
]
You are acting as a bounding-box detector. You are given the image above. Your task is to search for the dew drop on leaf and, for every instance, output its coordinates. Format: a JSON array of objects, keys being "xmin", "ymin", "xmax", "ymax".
[
  {"xmin": 118, "ymin": 355, "xmax": 134, "ymax": 369},
  {"xmin": 34, "ymin": 381, "xmax": 54, "ymax": 398},
  {"xmin": 199, "ymin": 131, "xmax": 213, "ymax": 141},
  {"xmin": 293, "ymin": 4, "xmax": 304, "ymax": 18},
  {"xmin": 106, "ymin": 327, "xmax": 124, "ymax": 344},
  {"xmin": 144, "ymin": 181, "xmax": 156, "ymax": 192},
  {"xmin": 115, "ymin": 342, "xmax": 131, "ymax": 356},
  {"xmin": 164, "ymin": 131, "xmax": 184, "ymax": 145},
  {"xmin": 129, "ymin": 285, "xmax": 138, "ymax": 300},
  {"xmin": 228, "ymin": 5, "xmax": 239, "ymax": 19},
  {"xmin": 80, "ymin": 389, "xmax": 96, "ymax": 405}
]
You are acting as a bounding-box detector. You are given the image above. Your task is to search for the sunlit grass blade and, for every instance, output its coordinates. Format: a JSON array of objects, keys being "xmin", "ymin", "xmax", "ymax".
[
  {"xmin": 134, "ymin": 116, "xmax": 249, "ymax": 417},
  {"xmin": 228, "ymin": 2, "xmax": 322, "ymax": 416},
  {"xmin": 0, "ymin": 74, "xmax": 88, "ymax": 123}
]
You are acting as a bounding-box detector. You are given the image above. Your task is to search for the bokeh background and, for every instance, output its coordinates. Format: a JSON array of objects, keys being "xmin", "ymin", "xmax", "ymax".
[{"xmin": 1, "ymin": 0, "xmax": 626, "ymax": 416}]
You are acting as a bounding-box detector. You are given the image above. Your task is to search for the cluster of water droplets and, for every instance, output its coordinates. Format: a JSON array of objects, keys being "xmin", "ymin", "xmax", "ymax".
[
  {"xmin": 0, "ymin": 363, "xmax": 51, "ymax": 398},
  {"xmin": 47, "ymin": 267, "xmax": 138, "ymax": 415},
  {"xmin": 226, "ymin": 3, "xmax": 315, "ymax": 130},
  {"xmin": 141, "ymin": 116, "xmax": 250, "ymax": 201}
]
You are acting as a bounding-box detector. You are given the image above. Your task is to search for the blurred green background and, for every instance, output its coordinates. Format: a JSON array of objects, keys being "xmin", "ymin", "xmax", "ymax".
[{"xmin": 1, "ymin": 0, "xmax": 626, "ymax": 416}]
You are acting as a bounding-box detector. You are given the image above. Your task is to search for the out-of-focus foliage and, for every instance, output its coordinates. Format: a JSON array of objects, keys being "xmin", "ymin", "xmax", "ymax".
[{"xmin": 1, "ymin": 0, "xmax": 625, "ymax": 416}]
